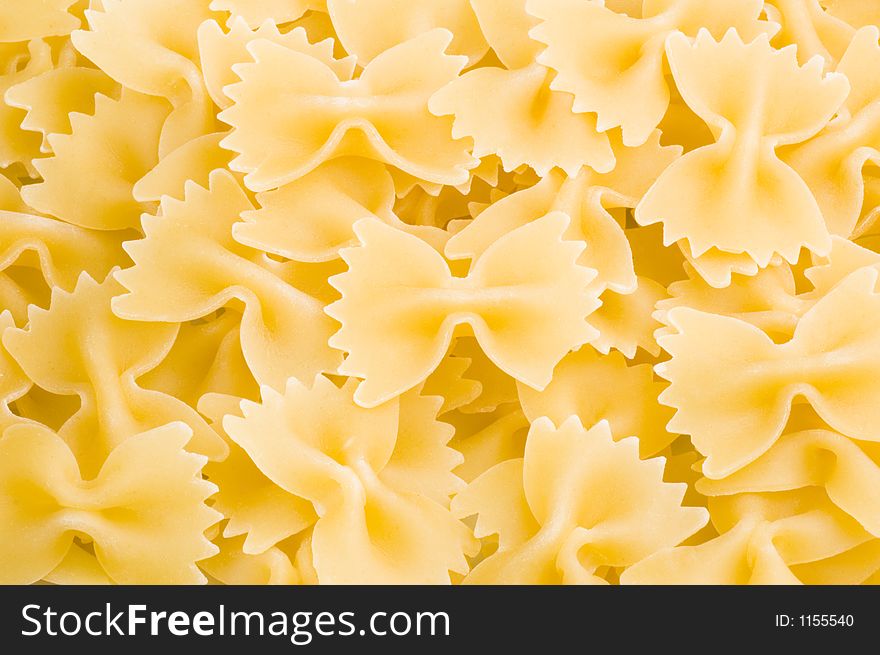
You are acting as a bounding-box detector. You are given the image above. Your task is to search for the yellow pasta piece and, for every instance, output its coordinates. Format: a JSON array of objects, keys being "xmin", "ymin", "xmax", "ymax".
[
  {"xmin": 429, "ymin": 62, "xmax": 615, "ymax": 177},
  {"xmin": 446, "ymin": 131, "xmax": 679, "ymax": 294},
  {"xmin": 517, "ymin": 347, "xmax": 676, "ymax": 457},
  {"xmin": 623, "ymin": 489, "xmax": 870, "ymax": 583},
  {"xmin": 781, "ymin": 27, "xmax": 880, "ymax": 237},
  {"xmin": 528, "ymin": 0, "xmax": 773, "ymax": 146},
  {"xmin": 218, "ymin": 376, "xmax": 475, "ymax": 583},
  {"xmin": 220, "ymin": 29, "xmax": 478, "ymax": 191},
  {"xmin": 658, "ymin": 265, "xmax": 880, "ymax": 478},
  {"xmin": 0, "ymin": 0, "xmax": 80, "ymax": 43},
  {"xmin": 453, "ymin": 417, "xmax": 707, "ymax": 584},
  {"xmin": 0, "ymin": 421, "xmax": 220, "ymax": 584},
  {"xmin": 327, "ymin": 212, "xmax": 600, "ymax": 407},
  {"xmin": 113, "ymin": 170, "xmax": 341, "ymax": 389},
  {"xmin": 637, "ymin": 30, "xmax": 848, "ymax": 269},
  {"xmin": 0, "ymin": 40, "xmax": 53, "ymax": 172},
  {"xmin": 72, "ymin": 0, "xmax": 218, "ymax": 154},
  {"xmin": 5, "ymin": 65, "xmax": 118, "ymax": 153},
  {"xmin": 23, "ymin": 89, "xmax": 168, "ymax": 231},
  {"xmin": 766, "ymin": 0, "xmax": 854, "ymax": 64},
  {"xmin": 210, "ymin": 0, "xmax": 322, "ymax": 29},
  {"xmin": 326, "ymin": 0, "xmax": 488, "ymax": 66},
  {"xmin": 3, "ymin": 272, "xmax": 228, "ymax": 477}
]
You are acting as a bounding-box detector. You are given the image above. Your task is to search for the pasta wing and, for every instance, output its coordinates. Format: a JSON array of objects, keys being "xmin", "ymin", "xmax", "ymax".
[
  {"xmin": 221, "ymin": 30, "xmax": 477, "ymax": 191},
  {"xmin": 113, "ymin": 170, "xmax": 341, "ymax": 389},
  {"xmin": 3, "ymin": 272, "xmax": 228, "ymax": 477},
  {"xmin": 327, "ymin": 212, "xmax": 599, "ymax": 407},
  {"xmin": 638, "ymin": 30, "xmax": 848, "ymax": 267},
  {"xmin": 326, "ymin": 0, "xmax": 487, "ymax": 65},
  {"xmin": 0, "ymin": 422, "xmax": 220, "ymax": 584},
  {"xmin": 23, "ymin": 90, "xmax": 168, "ymax": 231}
]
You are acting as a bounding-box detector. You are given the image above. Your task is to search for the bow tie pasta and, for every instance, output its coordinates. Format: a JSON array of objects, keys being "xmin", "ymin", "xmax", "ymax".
[{"xmin": 1, "ymin": 0, "xmax": 880, "ymax": 586}]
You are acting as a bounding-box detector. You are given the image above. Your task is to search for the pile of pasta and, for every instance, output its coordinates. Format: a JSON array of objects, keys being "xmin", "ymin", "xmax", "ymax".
[{"xmin": 1, "ymin": 0, "xmax": 879, "ymax": 585}]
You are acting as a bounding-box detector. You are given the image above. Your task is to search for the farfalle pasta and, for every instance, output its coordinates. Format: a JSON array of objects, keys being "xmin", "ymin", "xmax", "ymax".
[
  {"xmin": 326, "ymin": 212, "xmax": 599, "ymax": 407},
  {"xmin": 636, "ymin": 29, "xmax": 848, "ymax": 268},
  {"xmin": 219, "ymin": 29, "xmax": 477, "ymax": 190},
  {"xmin": 452, "ymin": 417, "xmax": 707, "ymax": 584},
  {"xmin": 1, "ymin": 0, "xmax": 880, "ymax": 587}
]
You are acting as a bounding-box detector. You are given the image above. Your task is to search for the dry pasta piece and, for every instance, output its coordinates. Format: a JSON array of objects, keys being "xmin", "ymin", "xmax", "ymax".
[
  {"xmin": 3, "ymin": 272, "xmax": 228, "ymax": 478},
  {"xmin": 220, "ymin": 29, "xmax": 477, "ymax": 191},
  {"xmin": 0, "ymin": 0, "xmax": 79, "ymax": 42},
  {"xmin": 326, "ymin": 212, "xmax": 600, "ymax": 407},
  {"xmin": 468, "ymin": 0, "xmax": 541, "ymax": 69},
  {"xmin": 209, "ymin": 0, "xmax": 323, "ymax": 29},
  {"xmin": 527, "ymin": 0, "xmax": 773, "ymax": 146},
  {"xmin": 422, "ymin": 346, "xmax": 482, "ymax": 414},
  {"xmin": 781, "ymin": 27, "xmax": 880, "ymax": 237},
  {"xmin": 71, "ymin": 0, "xmax": 219, "ymax": 154},
  {"xmin": 429, "ymin": 61, "xmax": 615, "ymax": 177},
  {"xmin": 138, "ymin": 309, "xmax": 258, "ymax": 407},
  {"xmin": 446, "ymin": 403, "xmax": 530, "ymax": 483},
  {"xmin": 655, "ymin": 261, "xmax": 806, "ymax": 340},
  {"xmin": 766, "ymin": 0, "xmax": 855, "ymax": 65},
  {"xmin": 636, "ymin": 30, "xmax": 849, "ymax": 268},
  {"xmin": 446, "ymin": 336, "xmax": 519, "ymax": 414},
  {"xmin": 804, "ymin": 234, "xmax": 880, "ymax": 297},
  {"xmin": 0, "ymin": 311, "xmax": 31, "ymax": 432},
  {"xmin": 233, "ymin": 157, "xmax": 403, "ymax": 263},
  {"xmin": 0, "ymin": 210, "xmax": 128, "ymax": 291},
  {"xmin": 197, "ymin": 17, "xmax": 355, "ymax": 111},
  {"xmin": 0, "ymin": 40, "xmax": 53, "ymax": 172},
  {"xmin": 452, "ymin": 417, "xmax": 707, "ymax": 584},
  {"xmin": 791, "ymin": 539, "xmax": 880, "ymax": 585},
  {"xmin": 517, "ymin": 347, "xmax": 676, "ymax": 457},
  {"xmin": 678, "ymin": 242, "xmax": 783, "ymax": 290},
  {"xmin": 697, "ymin": 429, "xmax": 880, "ymax": 537},
  {"xmin": 131, "ymin": 131, "xmax": 234, "ymax": 202},
  {"xmin": 219, "ymin": 376, "xmax": 474, "ymax": 583},
  {"xmin": 22, "ymin": 89, "xmax": 168, "ymax": 231},
  {"xmin": 113, "ymin": 170, "xmax": 342, "ymax": 389},
  {"xmin": 199, "ymin": 389, "xmax": 318, "ymax": 557},
  {"xmin": 5, "ymin": 66, "xmax": 118, "ymax": 153},
  {"xmin": 622, "ymin": 489, "xmax": 871, "ymax": 584},
  {"xmin": 824, "ymin": 0, "xmax": 880, "ymax": 29},
  {"xmin": 446, "ymin": 131, "xmax": 680, "ymax": 295},
  {"xmin": 657, "ymin": 265, "xmax": 880, "ymax": 479},
  {"xmin": 200, "ymin": 530, "xmax": 303, "ymax": 585},
  {"xmin": 326, "ymin": 0, "xmax": 488, "ymax": 66},
  {"xmin": 0, "ymin": 421, "xmax": 220, "ymax": 584},
  {"xmin": 588, "ymin": 276, "xmax": 666, "ymax": 358}
]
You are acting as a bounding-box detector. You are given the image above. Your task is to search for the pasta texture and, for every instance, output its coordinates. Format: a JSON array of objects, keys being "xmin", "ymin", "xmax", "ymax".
[{"xmin": 1, "ymin": 0, "xmax": 879, "ymax": 586}]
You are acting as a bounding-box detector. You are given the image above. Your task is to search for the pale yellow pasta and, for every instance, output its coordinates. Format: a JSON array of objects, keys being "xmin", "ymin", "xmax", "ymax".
[
  {"xmin": 113, "ymin": 170, "xmax": 341, "ymax": 389},
  {"xmin": 326, "ymin": 0, "xmax": 488, "ymax": 66},
  {"xmin": 517, "ymin": 348, "xmax": 676, "ymax": 458},
  {"xmin": 72, "ymin": 0, "xmax": 218, "ymax": 154},
  {"xmin": 220, "ymin": 29, "xmax": 477, "ymax": 191},
  {"xmin": 216, "ymin": 376, "xmax": 474, "ymax": 583},
  {"xmin": 781, "ymin": 26, "xmax": 880, "ymax": 237},
  {"xmin": 657, "ymin": 265, "xmax": 880, "ymax": 478},
  {"xmin": 528, "ymin": 0, "xmax": 773, "ymax": 146},
  {"xmin": 766, "ymin": 0, "xmax": 854, "ymax": 64},
  {"xmin": 636, "ymin": 30, "xmax": 848, "ymax": 267},
  {"xmin": 1, "ymin": 0, "xmax": 880, "ymax": 588},
  {"xmin": 623, "ymin": 489, "xmax": 871, "ymax": 584},
  {"xmin": 452, "ymin": 417, "xmax": 707, "ymax": 584},
  {"xmin": 23, "ymin": 89, "xmax": 168, "ymax": 231},
  {"xmin": 3, "ymin": 272, "xmax": 228, "ymax": 477},
  {"xmin": 0, "ymin": 421, "xmax": 220, "ymax": 584},
  {"xmin": 326, "ymin": 212, "xmax": 599, "ymax": 407}
]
